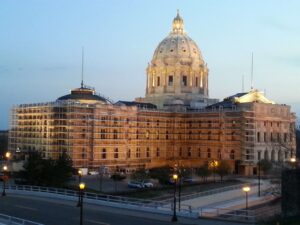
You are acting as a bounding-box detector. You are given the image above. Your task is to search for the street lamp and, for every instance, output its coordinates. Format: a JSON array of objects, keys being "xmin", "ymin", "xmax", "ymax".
[
  {"xmin": 257, "ymin": 160, "xmax": 261, "ymax": 197},
  {"xmin": 79, "ymin": 182, "xmax": 85, "ymax": 225},
  {"xmin": 172, "ymin": 173, "xmax": 178, "ymax": 222},
  {"xmin": 210, "ymin": 160, "xmax": 219, "ymax": 182},
  {"xmin": 290, "ymin": 157, "xmax": 296, "ymax": 169},
  {"xmin": 242, "ymin": 186, "xmax": 250, "ymax": 211},
  {"xmin": 5, "ymin": 152, "xmax": 11, "ymax": 159},
  {"xmin": 77, "ymin": 170, "xmax": 83, "ymax": 207},
  {"xmin": 2, "ymin": 165, "xmax": 8, "ymax": 196}
]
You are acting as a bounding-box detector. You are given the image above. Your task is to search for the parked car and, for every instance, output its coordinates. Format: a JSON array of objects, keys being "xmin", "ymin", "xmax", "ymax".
[
  {"xmin": 183, "ymin": 177, "xmax": 197, "ymax": 183},
  {"xmin": 128, "ymin": 181, "xmax": 143, "ymax": 188},
  {"xmin": 142, "ymin": 181, "xmax": 154, "ymax": 188},
  {"xmin": 88, "ymin": 171, "xmax": 99, "ymax": 175}
]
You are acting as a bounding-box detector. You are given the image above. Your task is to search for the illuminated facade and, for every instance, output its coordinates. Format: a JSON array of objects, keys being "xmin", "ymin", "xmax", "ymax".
[{"xmin": 8, "ymin": 12, "xmax": 296, "ymax": 175}]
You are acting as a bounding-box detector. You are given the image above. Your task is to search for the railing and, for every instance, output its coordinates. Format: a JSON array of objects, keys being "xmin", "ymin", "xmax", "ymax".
[
  {"xmin": 199, "ymin": 207, "xmax": 256, "ymax": 223},
  {"xmin": 0, "ymin": 213, "xmax": 43, "ymax": 225},
  {"xmin": 6, "ymin": 185, "xmax": 196, "ymax": 216},
  {"xmin": 164, "ymin": 183, "xmax": 254, "ymax": 202}
]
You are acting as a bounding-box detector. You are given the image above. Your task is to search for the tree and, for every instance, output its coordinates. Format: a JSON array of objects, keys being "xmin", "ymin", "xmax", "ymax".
[
  {"xmin": 19, "ymin": 152, "xmax": 73, "ymax": 187},
  {"xmin": 196, "ymin": 164, "xmax": 211, "ymax": 182},
  {"xmin": 215, "ymin": 161, "xmax": 231, "ymax": 182},
  {"xmin": 130, "ymin": 168, "xmax": 149, "ymax": 182},
  {"xmin": 149, "ymin": 166, "xmax": 172, "ymax": 185},
  {"xmin": 259, "ymin": 159, "xmax": 272, "ymax": 174}
]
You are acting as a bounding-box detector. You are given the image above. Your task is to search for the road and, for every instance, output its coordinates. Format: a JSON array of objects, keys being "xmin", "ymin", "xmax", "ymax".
[{"xmin": 0, "ymin": 194, "xmax": 244, "ymax": 225}]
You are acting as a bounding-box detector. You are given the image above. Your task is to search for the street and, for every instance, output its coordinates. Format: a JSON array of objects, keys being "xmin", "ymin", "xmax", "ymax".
[{"xmin": 0, "ymin": 194, "xmax": 244, "ymax": 225}]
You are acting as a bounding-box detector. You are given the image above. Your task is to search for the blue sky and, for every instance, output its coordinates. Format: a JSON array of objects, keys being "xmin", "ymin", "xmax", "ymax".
[{"xmin": 1, "ymin": 0, "xmax": 300, "ymax": 129}]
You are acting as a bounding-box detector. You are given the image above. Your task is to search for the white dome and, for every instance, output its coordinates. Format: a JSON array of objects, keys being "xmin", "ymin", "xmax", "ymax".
[{"xmin": 151, "ymin": 12, "xmax": 205, "ymax": 67}]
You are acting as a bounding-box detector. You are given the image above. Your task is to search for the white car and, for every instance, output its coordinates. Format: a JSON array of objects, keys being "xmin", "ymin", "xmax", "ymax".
[
  {"xmin": 88, "ymin": 171, "xmax": 99, "ymax": 175},
  {"xmin": 142, "ymin": 181, "xmax": 154, "ymax": 188},
  {"xmin": 128, "ymin": 181, "xmax": 143, "ymax": 188}
]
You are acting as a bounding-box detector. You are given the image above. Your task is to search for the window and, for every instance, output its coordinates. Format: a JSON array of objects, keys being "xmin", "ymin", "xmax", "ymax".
[
  {"xmin": 230, "ymin": 150, "xmax": 235, "ymax": 160},
  {"xmin": 182, "ymin": 76, "xmax": 187, "ymax": 86},
  {"xmin": 127, "ymin": 149, "xmax": 131, "ymax": 158},
  {"xmin": 208, "ymin": 131, "xmax": 211, "ymax": 140},
  {"xmin": 179, "ymin": 148, "xmax": 182, "ymax": 157},
  {"xmin": 114, "ymin": 148, "xmax": 119, "ymax": 159},
  {"xmin": 156, "ymin": 148, "xmax": 160, "ymax": 157},
  {"xmin": 113, "ymin": 129, "xmax": 118, "ymax": 139},
  {"xmin": 168, "ymin": 76, "xmax": 173, "ymax": 86},
  {"xmin": 146, "ymin": 148, "xmax": 150, "ymax": 158},
  {"xmin": 157, "ymin": 76, "xmax": 160, "ymax": 86},
  {"xmin": 264, "ymin": 132, "xmax": 267, "ymax": 142},
  {"xmin": 166, "ymin": 131, "xmax": 169, "ymax": 140},
  {"xmin": 101, "ymin": 148, "xmax": 106, "ymax": 159},
  {"xmin": 257, "ymin": 132, "xmax": 260, "ymax": 142},
  {"xmin": 258, "ymin": 151, "xmax": 261, "ymax": 161},
  {"xmin": 198, "ymin": 148, "xmax": 201, "ymax": 158},
  {"xmin": 136, "ymin": 148, "xmax": 141, "ymax": 158},
  {"xmin": 196, "ymin": 77, "xmax": 199, "ymax": 86},
  {"xmin": 218, "ymin": 149, "xmax": 222, "ymax": 159},
  {"xmin": 207, "ymin": 149, "xmax": 211, "ymax": 158},
  {"xmin": 188, "ymin": 147, "xmax": 192, "ymax": 157},
  {"xmin": 100, "ymin": 129, "xmax": 106, "ymax": 139}
]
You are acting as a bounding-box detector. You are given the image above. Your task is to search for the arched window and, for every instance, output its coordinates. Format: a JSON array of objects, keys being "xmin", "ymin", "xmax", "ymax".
[
  {"xmin": 264, "ymin": 150, "xmax": 269, "ymax": 160},
  {"xmin": 230, "ymin": 150, "xmax": 235, "ymax": 160}
]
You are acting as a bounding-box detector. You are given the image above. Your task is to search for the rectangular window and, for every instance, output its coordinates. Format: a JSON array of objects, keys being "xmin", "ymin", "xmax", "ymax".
[
  {"xmin": 102, "ymin": 149, "xmax": 106, "ymax": 159},
  {"xmin": 113, "ymin": 130, "xmax": 118, "ymax": 139},
  {"xmin": 136, "ymin": 148, "xmax": 140, "ymax": 158},
  {"xmin": 196, "ymin": 77, "xmax": 199, "ymax": 86},
  {"xmin": 264, "ymin": 132, "xmax": 267, "ymax": 142},
  {"xmin": 146, "ymin": 148, "xmax": 150, "ymax": 158},
  {"xmin": 188, "ymin": 147, "xmax": 192, "ymax": 157},
  {"xmin": 156, "ymin": 148, "xmax": 160, "ymax": 157},
  {"xmin": 257, "ymin": 132, "xmax": 260, "ymax": 142},
  {"xmin": 127, "ymin": 149, "xmax": 131, "ymax": 158},
  {"xmin": 114, "ymin": 148, "xmax": 119, "ymax": 159},
  {"xmin": 100, "ymin": 129, "xmax": 106, "ymax": 139},
  {"xmin": 157, "ymin": 76, "xmax": 160, "ymax": 86},
  {"xmin": 182, "ymin": 76, "xmax": 187, "ymax": 86},
  {"xmin": 168, "ymin": 76, "xmax": 173, "ymax": 86}
]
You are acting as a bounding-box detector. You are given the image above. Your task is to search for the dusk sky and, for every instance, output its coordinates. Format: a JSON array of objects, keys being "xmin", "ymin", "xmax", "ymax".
[{"xmin": 1, "ymin": 0, "xmax": 300, "ymax": 129}]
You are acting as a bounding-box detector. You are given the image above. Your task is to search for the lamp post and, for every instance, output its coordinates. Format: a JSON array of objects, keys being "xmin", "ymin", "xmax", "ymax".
[
  {"xmin": 242, "ymin": 186, "xmax": 250, "ymax": 215},
  {"xmin": 79, "ymin": 182, "xmax": 85, "ymax": 225},
  {"xmin": 2, "ymin": 165, "xmax": 8, "ymax": 196},
  {"xmin": 257, "ymin": 160, "xmax": 261, "ymax": 197},
  {"xmin": 210, "ymin": 160, "xmax": 218, "ymax": 182},
  {"xmin": 172, "ymin": 173, "xmax": 178, "ymax": 222},
  {"xmin": 5, "ymin": 152, "xmax": 11, "ymax": 160},
  {"xmin": 290, "ymin": 157, "xmax": 296, "ymax": 169},
  {"xmin": 77, "ymin": 170, "xmax": 83, "ymax": 207}
]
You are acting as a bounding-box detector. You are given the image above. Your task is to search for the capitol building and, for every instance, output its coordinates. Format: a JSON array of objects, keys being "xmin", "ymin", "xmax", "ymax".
[{"xmin": 8, "ymin": 12, "xmax": 296, "ymax": 175}]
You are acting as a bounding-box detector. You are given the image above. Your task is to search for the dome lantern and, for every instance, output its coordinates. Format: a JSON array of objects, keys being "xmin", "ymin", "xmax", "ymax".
[{"xmin": 172, "ymin": 10, "xmax": 185, "ymax": 34}]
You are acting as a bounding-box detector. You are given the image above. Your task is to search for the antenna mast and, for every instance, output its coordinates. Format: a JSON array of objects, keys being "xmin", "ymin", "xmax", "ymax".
[
  {"xmin": 251, "ymin": 52, "xmax": 254, "ymax": 90},
  {"xmin": 81, "ymin": 47, "xmax": 84, "ymax": 88}
]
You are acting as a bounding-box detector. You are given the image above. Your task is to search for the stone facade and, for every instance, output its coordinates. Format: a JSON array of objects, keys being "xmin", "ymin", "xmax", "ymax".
[{"xmin": 7, "ymin": 12, "xmax": 297, "ymax": 175}]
